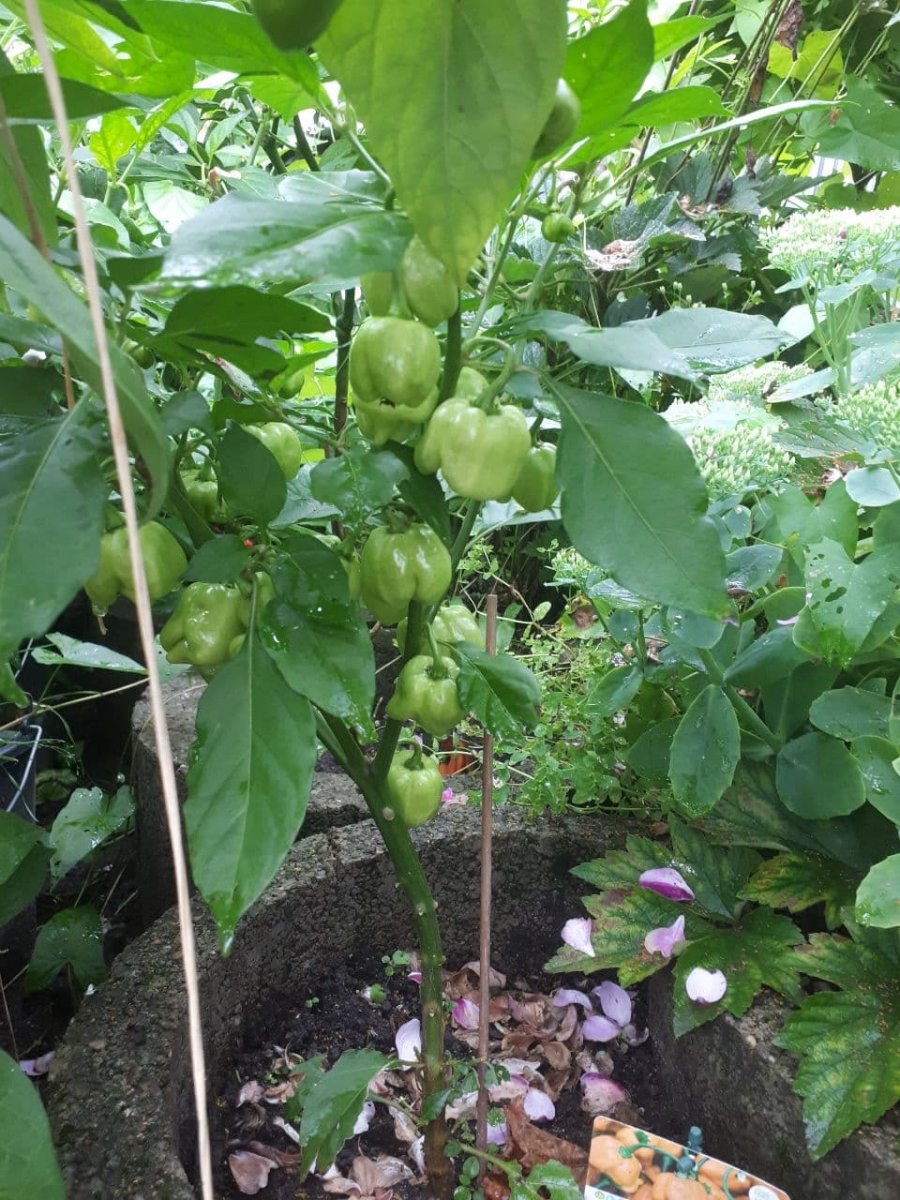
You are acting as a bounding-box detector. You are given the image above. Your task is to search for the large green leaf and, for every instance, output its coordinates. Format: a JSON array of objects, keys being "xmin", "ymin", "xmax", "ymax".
[
  {"xmin": 0, "ymin": 213, "xmax": 171, "ymax": 513},
  {"xmin": 776, "ymin": 732, "xmax": 866, "ymax": 819},
  {"xmin": 217, "ymin": 425, "xmax": 286, "ymax": 527},
  {"xmin": 556, "ymin": 385, "xmax": 726, "ymax": 616},
  {"xmin": 740, "ymin": 853, "xmax": 859, "ymax": 929},
  {"xmin": 451, "ymin": 643, "xmax": 541, "ymax": 738},
  {"xmin": 809, "ymin": 687, "xmax": 892, "ymax": 741},
  {"xmin": 644, "ymin": 307, "xmax": 787, "ymax": 372},
  {"xmin": 299, "ymin": 1049, "xmax": 389, "ymax": 1176},
  {"xmin": 668, "ymin": 818, "xmax": 759, "ymax": 923},
  {"xmin": 669, "ymin": 685, "xmax": 740, "ymax": 817},
  {"xmin": 776, "ymin": 933, "xmax": 900, "ymax": 1157},
  {"xmin": 317, "ymin": 0, "xmax": 567, "ymax": 285},
  {"xmin": 25, "ymin": 906, "xmax": 106, "ymax": 992},
  {"xmin": 672, "ymin": 907, "xmax": 803, "ymax": 1035},
  {"xmin": 185, "ymin": 631, "xmax": 316, "ymax": 949},
  {"xmin": 853, "ymin": 736, "xmax": 900, "ymax": 824},
  {"xmin": 0, "ymin": 812, "xmax": 48, "ymax": 926},
  {"xmin": 510, "ymin": 309, "xmax": 694, "ymax": 377},
  {"xmin": 0, "ymin": 402, "xmax": 106, "ymax": 658},
  {"xmin": 48, "ymin": 785, "xmax": 134, "ymax": 882},
  {"xmin": 261, "ymin": 536, "xmax": 375, "ymax": 730},
  {"xmin": 0, "ymin": 1048, "xmax": 65, "ymax": 1200},
  {"xmin": 816, "ymin": 75, "xmax": 900, "ymax": 172},
  {"xmin": 161, "ymin": 178, "xmax": 411, "ymax": 291},
  {"xmin": 856, "ymin": 855, "xmax": 900, "ymax": 929},
  {"xmin": 0, "ymin": 73, "xmax": 126, "ymax": 121},
  {"xmin": 0, "ymin": 49, "xmax": 56, "ymax": 248}
]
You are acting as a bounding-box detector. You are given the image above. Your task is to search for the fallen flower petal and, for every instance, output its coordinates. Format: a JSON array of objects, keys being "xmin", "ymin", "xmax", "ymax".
[
  {"xmin": 236, "ymin": 1080, "xmax": 264, "ymax": 1107},
  {"xmin": 395, "ymin": 1017, "xmax": 422, "ymax": 1064},
  {"xmin": 352, "ymin": 1100, "xmax": 375, "ymax": 1135},
  {"xmin": 643, "ymin": 914, "xmax": 687, "ymax": 958},
  {"xmin": 580, "ymin": 1072, "xmax": 630, "ymax": 1117},
  {"xmin": 523, "ymin": 1087, "xmax": 556, "ymax": 1122},
  {"xmin": 19, "ymin": 1051, "xmax": 54, "ymax": 1077},
  {"xmin": 561, "ymin": 917, "xmax": 595, "ymax": 958},
  {"xmin": 486, "ymin": 1119, "xmax": 508, "ymax": 1145},
  {"xmin": 551, "ymin": 987, "xmax": 593, "ymax": 1011},
  {"xmin": 441, "ymin": 787, "xmax": 454, "ymax": 803},
  {"xmin": 582, "ymin": 1014, "xmax": 622, "ymax": 1042},
  {"xmin": 685, "ymin": 966, "xmax": 727, "ymax": 1004},
  {"xmin": 408, "ymin": 969, "xmax": 423, "ymax": 984},
  {"xmin": 451, "ymin": 995, "xmax": 480, "ymax": 1030},
  {"xmin": 410, "ymin": 1135, "xmax": 426, "ymax": 1175},
  {"xmin": 228, "ymin": 1150, "xmax": 277, "ymax": 1195},
  {"xmin": 638, "ymin": 867, "xmax": 695, "ymax": 902},
  {"xmin": 272, "ymin": 1116, "xmax": 301, "ymax": 1144},
  {"xmin": 594, "ymin": 980, "xmax": 632, "ymax": 1027}
]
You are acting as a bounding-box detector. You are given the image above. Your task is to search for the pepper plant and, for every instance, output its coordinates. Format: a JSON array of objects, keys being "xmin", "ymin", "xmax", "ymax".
[{"xmin": 1, "ymin": 0, "xmax": 897, "ymax": 1195}]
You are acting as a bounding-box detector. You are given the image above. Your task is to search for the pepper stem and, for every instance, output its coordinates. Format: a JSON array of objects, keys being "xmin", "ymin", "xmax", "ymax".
[{"xmin": 425, "ymin": 623, "xmax": 448, "ymax": 679}]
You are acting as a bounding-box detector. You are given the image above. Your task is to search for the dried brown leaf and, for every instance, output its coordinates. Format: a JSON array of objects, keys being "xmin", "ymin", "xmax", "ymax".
[
  {"xmin": 505, "ymin": 1096, "xmax": 588, "ymax": 1182},
  {"xmin": 228, "ymin": 1150, "xmax": 278, "ymax": 1195}
]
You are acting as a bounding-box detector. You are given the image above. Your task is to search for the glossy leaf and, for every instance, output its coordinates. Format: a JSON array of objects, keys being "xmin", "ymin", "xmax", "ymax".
[
  {"xmin": 217, "ymin": 425, "xmax": 287, "ymax": 527},
  {"xmin": 32, "ymin": 632, "xmax": 146, "ymax": 674},
  {"xmin": 451, "ymin": 644, "xmax": 541, "ymax": 738},
  {"xmin": 856, "ymin": 855, "xmax": 900, "ymax": 929},
  {"xmin": 672, "ymin": 908, "xmax": 803, "ymax": 1035},
  {"xmin": 48, "ymin": 786, "xmax": 134, "ymax": 882},
  {"xmin": 299, "ymin": 1049, "xmax": 389, "ymax": 1176},
  {"xmin": 0, "ymin": 1048, "xmax": 65, "ymax": 1199},
  {"xmin": 185, "ymin": 632, "xmax": 316, "ymax": 949},
  {"xmin": 159, "ymin": 286, "xmax": 331, "ymax": 362},
  {"xmin": 25, "ymin": 906, "xmax": 106, "ymax": 992},
  {"xmin": 0, "ymin": 402, "xmax": 106, "ymax": 659},
  {"xmin": 740, "ymin": 853, "xmax": 859, "ymax": 929},
  {"xmin": 310, "ymin": 448, "xmax": 408, "ymax": 529},
  {"xmin": 776, "ymin": 933, "xmax": 900, "ymax": 1157},
  {"xmin": 669, "ymin": 818, "xmax": 759, "ymax": 922},
  {"xmin": 588, "ymin": 665, "xmax": 643, "ymax": 719},
  {"xmin": 0, "ymin": 213, "xmax": 170, "ymax": 513},
  {"xmin": 556, "ymin": 385, "xmax": 726, "ymax": 616},
  {"xmin": 0, "ymin": 72, "xmax": 126, "ymax": 121},
  {"xmin": 776, "ymin": 732, "xmax": 866, "ymax": 819},
  {"xmin": 317, "ymin": 0, "xmax": 567, "ymax": 284},
  {"xmin": 183, "ymin": 536, "xmax": 253, "ymax": 584},
  {"xmin": 817, "ymin": 75, "xmax": 900, "ymax": 171},
  {"xmin": 669, "ymin": 686, "xmax": 741, "ymax": 817},
  {"xmin": 809, "ymin": 687, "xmax": 891, "ymax": 741},
  {"xmin": 853, "ymin": 736, "xmax": 900, "ymax": 824},
  {"xmin": 644, "ymin": 307, "xmax": 787, "ymax": 372},
  {"xmin": 261, "ymin": 536, "xmax": 375, "ymax": 729},
  {"xmin": 570, "ymin": 834, "xmax": 672, "ymax": 890},
  {"xmin": 652, "ymin": 15, "xmax": 719, "ymax": 60}
]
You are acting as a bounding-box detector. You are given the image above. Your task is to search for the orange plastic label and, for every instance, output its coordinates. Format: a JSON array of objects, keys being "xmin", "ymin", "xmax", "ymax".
[{"xmin": 584, "ymin": 1116, "xmax": 790, "ymax": 1200}]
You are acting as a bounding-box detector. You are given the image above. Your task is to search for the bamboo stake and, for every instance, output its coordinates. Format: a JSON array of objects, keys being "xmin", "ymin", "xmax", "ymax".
[{"xmin": 475, "ymin": 592, "xmax": 498, "ymax": 1163}]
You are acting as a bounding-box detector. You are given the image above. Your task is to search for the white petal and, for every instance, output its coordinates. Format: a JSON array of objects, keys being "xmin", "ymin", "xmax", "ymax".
[
  {"xmin": 685, "ymin": 966, "xmax": 727, "ymax": 1004},
  {"xmin": 352, "ymin": 1100, "xmax": 375, "ymax": 1134},
  {"xmin": 395, "ymin": 1017, "xmax": 422, "ymax": 1064},
  {"xmin": 561, "ymin": 917, "xmax": 595, "ymax": 958},
  {"xmin": 523, "ymin": 1087, "xmax": 556, "ymax": 1122}
]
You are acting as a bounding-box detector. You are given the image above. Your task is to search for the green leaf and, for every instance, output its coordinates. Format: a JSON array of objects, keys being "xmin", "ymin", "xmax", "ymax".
[
  {"xmin": 817, "ymin": 75, "xmax": 900, "ymax": 172},
  {"xmin": 740, "ymin": 853, "xmax": 859, "ymax": 929},
  {"xmin": 761, "ymin": 661, "xmax": 838, "ymax": 742},
  {"xmin": 776, "ymin": 731, "xmax": 866, "ymax": 819},
  {"xmin": 31, "ymin": 632, "xmax": 146, "ymax": 674},
  {"xmin": 776, "ymin": 933, "xmax": 900, "ymax": 1157},
  {"xmin": 0, "ymin": 402, "xmax": 106, "ymax": 656},
  {"xmin": 217, "ymin": 425, "xmax": 286, "ymax": 527},
  {"xmin": 519, "ymin": 1162, "xmax": 583, "ymax": 1200},
  {"xmin": 619, "ymin": 86, "xmax": 729, "ymax": 129},
  {"xmin": 0, "ymin": 1047, "xmax": 65, "ymax": 1200},
  {"xmin": 380, "ymin": 443, "xmax": 451, "ymax": 545},
  {"xmin": 0, "ymin": 72, "xmax": 125, "ymax": 122},
  {"xmin": 652, "ymin": 16, "xmax": 719, "ymax": 60},
  {"xmin": 795, "ymin": 538, "xmax": 900, "ymax": 668},
  {"xmin": 88, "ymin": 109, "xmax": 137, "ymax": 174},
  {"xmin": 853, "ymin": 736, "xmax": 900, "ymax": 824},
  {"xmin": 160, "ymin": 391, "xmax": 214, "ymax": 437},
  {"xmin": 724, "ymin": 543, "xmax": 783, "ymax": 592},
  {"xmin": 25, "ymin": 906, "xmax": 106, "ymax": 992},
  {"xmin": 310, "ymin": 448, "xmax": 408, "ymax": 528},
  {"xmin": 548, "ymin": 886, "xmax": 710, "ymax": 986},
  {"xmin": 644, "ymin": 307, "xmax": 787, "ymax": 373},
  {"xmin": 856, "ymin": 855, "xmax": 900, "ymax": 929},
  {"xmin": 809, "ymin": 687, "xmax": 892, "ymax": 741},
  {"xmin": 669, "ymin": 818, "xmax": 759, "ymax": 922},
  {"xmin": 669, "ymin": 686, "xmax": 740, "ymax": 818},
  {"xmin": 299, "ymin": 1049, "xmax": 389, "ymax": 1176},
  {"xmin": 563, "ymin": 0, "xmax": 653, "ymax": 151},
  {"xmin": 0, "ymin": 212, "xmax": 170, "ymax": 513},
  {"xmin": 672, "ymin": 908, "xmax": 803, "ymax": 1035},
  {"xmin": 183, "ymin": 536, "xmax": 252, "ymax": 584},
  {"xmin": 261, "ymin": 536, "xmax": 375, "ymax": 730},
  {"xmin": 162, "ymin": 178, "xmax": 411, "ymax": 291},
  {"xmin": 570, "ymin": 834, "xmax": 672, "ymax": 890},
  {"xmin": 587, "ymin": 665, "xmax": 643, "ymax": 719},
  {"xmin": 185, "ymin": 631, "xmax": 316, "ymax": 949},
  {"xmin": 512, "ymin": 309, "xmax": 694, "ymax": 377},
  {"xmin": 844, "ymin": 466, "xmax": 900, "ymax": 508},
  {"xmin": 0, "ymin": 48, "xmax": 55, "ymax": 248},
  {"xmin": 48, "ymin": 786, "xmax": 134, "ymax": 882},
  {"xmin": 556, "ymin": 385, "xmax": 726, "ymax": 617},
  {"xmin": 0, "ymin": 811, "xmax": 48, "ymax": 926},
  {"xmin": 725, "ymin": 626, "xmax": 813, "ymax": 688},
  {"xmin": 625, "ymin": 716, "xmax": 680, "ymax": 783},
  {"xmin": 451, "ymin": 644, "xmax": 541, "ymax": 738},
  {"xmin": 317, "ymin": 0, "xmax": 567, "ymax": 285}
]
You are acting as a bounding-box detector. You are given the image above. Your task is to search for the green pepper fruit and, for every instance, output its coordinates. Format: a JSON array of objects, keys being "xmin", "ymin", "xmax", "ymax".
[
  {"xmin": 226, "ymin": 572, "xmax": 276, "ymax": 660},
  {"xmin": 85, "ymin": 522, "xmax": 187, "ymax": 613},
  {"xmin": 273, "ymin": 364, "xmax": 307, "ymax": 400},
  {"xmin": 350, "ymin": 317, "xmax": 442, "ymax": 414},
  {"xmin": 182, "ymin": 473, "xmax": 222, "ymax": 523},
  {"xmin": 354, "ymin": 400, "xmax": 416, "ymax": 447},
  {"xmin": 245, "ymin": 421, "xmax": 304, "ymax": 480},
  {"xmin": 414, "ymin": 396, "xmax": 531, "ymax": 501},
  {"xmin": 360, "ymin": 270, "xmax": 397, "ymax": 317},
  {"xmin": 453, "ymin": 366, "xmax": 488, "ymax": 402},
  {"xmin": 385, "ymin": 744, "xmax": 444, "ymax": 828},
  {"xmin": 359, "ymin": 523, "xmax": 451, "ymax": 626},
  {"xmin": 387, "ymin": 653, "xmax": 466, "ymax": 737},
  {"xmin": 512, "ymin": 445, "xmax": 559, "ymax": 512},
  {"xmin": 399, "ymin": 236, "xmax": 458, "ymax": 327},
  {"xmin": 160, "ymin": 582, "xmax": 249, "ymax": 676},
  {"xmin": 397, "ymin": 602, "xmax": 483, "ymax": 654},
  {"xmin": 533, "ymin": 79, "xmax": 581, "ymax": 158},
  {"xmin": 541, "ymin": 211, "xmax": 577, "ymax": 243},
  {"xmin": 251, "ymin": 0, "xmax": 344, "ymax": 50}
]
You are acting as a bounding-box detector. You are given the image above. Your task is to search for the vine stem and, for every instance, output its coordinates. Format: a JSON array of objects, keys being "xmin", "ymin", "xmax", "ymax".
[
  {"xmin": 23, "ymin": 3, "xmax": 214, "ymax": 1196},
  {"xmin": 322, "ymin": 714, "xmax": 452, "ymax": 1200}
]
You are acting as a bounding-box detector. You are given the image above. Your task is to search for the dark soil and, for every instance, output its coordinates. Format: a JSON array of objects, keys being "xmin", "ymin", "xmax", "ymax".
[{"xmin": 214, "ymin": 957, "xmax": 663, "ymax": 1200}]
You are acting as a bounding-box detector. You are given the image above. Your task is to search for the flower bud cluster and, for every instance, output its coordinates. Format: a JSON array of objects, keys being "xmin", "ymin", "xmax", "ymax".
[{"xmin": 761, "ymin": 206, "xmax": 900, "ymax": 284}]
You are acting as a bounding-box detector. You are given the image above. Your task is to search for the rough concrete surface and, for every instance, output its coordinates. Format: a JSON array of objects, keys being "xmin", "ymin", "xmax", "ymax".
[
  {"xmin": 647, "ymin": 970, "xmax": 900, "ymax": 1200},
  {"xmin": 48, "ymin": 806, "xmax": 624, "ymax": 1199}
]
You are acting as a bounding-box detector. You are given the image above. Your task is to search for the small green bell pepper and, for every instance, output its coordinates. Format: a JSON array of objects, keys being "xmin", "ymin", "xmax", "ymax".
[
  {"xmin": 397, "ymin": 602, "xmax": 483, "ymax": 654},
  {"xmin": 359, "ymin": 523, "xmax": 451, "ymax": 626},
  {"xmin": 349, "ymin": 316, "xmax": 442, "ymax": 415},
  {"xmin": 385, "ymin": 743, "xmax": 444, "ymax": 828},
  {"xmin": 414, "ymin": 395, "xmax": 531, "ymax": 501},
  {"xmin": 85, "ymin": 522, "xmax": 187, "ymax": 613},
  {"xmin": 245, "ymin": 421, "xmax": 304, "ymax": 480},
  {"xmin": 399, "ymin": 236, "xmax": 458, "ymax": 327},
  {"xmin": 160, "ymin": 582, "xmax": 249, "ymax": 676},
  {"xmin": 512, "ymin": 444, "xmax": 559, "ymax": 512},
  {"xmin": 386, "ymin": 653, "xmax": 466, "ymax": 737}
]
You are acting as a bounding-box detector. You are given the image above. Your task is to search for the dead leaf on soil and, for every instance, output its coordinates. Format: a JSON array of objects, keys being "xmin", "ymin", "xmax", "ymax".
[
  {"xmin": 228, "ymin": 1150, "xmax": 279, "ymax": 1195},
  {"xmin": 445, "ymin": 961, "xmax": 506, "ymax": 998},
  {"xmin": 483, "ymin": 1172, "xmax": 511, "ymax": 1200},
  {"xmin": 505, "ymin": 1096, "xmax": 588, "ymax": 1182},
  {"xmin": 245, "ymin": 1140, "xmax": 301, "ymax": 1168},
  {"xmin": 322, "ymin": 1153, "xmax": 416, "ymax": 1199},
  {"xmin": 236, "ymin": 1080, "xmax": 265, "ymax": 1107}
]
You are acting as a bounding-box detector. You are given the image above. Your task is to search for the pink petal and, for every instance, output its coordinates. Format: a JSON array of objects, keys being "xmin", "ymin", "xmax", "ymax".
[
  {"xmin": 594, "ymin": 981, "xmax": 632, "ymax": 1027},
  {"xmin": 408, "ymin": 970, "xmax": 423, "ymax": 985},
  {"xmin": 395, "ymin": 1017, "xmax": 422, "ymax": 1063},
  {"xmin": 561, "ymin": 917, "xmax": 595, "ymax": 958},
  {"xmin": 451, "ymin": 996, "xmax": 480, "ymax": 1031},
  {"xmin": 523, "ymin": 1087, "xmax": 555, "ymax": 1122},
  {"xmin": 638, "ymin": 867, "xmax": 695, "ymax": 902},
  {"xmin": 582, "ymin": 1014, "xmax": 621, "ymax": 1042},
  {"xmin": 580, "ymin": 1073, "xmax": 630, "ymax": 1116},
  {"xmin": 441, "ymin": 787, "xmax": 454, "ymax": 803},
  {"xmin": 643, "ymin": 914, "xmax": 687, "ymax": 958},
  {"xmin": 485, "ymin": 1119, "xmax": 508, "ymax": 1145},
  {"xmin": 551, "ymin": 988, "xmax": 593, "ymax": 1011},
  {"xmin": 19, "ymin": 1051, "xmax": 54, "ymax": 1077},
  {"xmin": 685, "ymin": 966, "xmax": 727, "ymax": 1004}
]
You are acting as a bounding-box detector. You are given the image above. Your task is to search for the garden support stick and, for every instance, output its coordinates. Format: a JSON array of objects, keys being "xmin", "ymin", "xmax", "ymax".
[
  {"xmin": 23, "ymin": 5, "xmax": 214, "ymax": 1196},
  {"xmin": 476, "ymin": 592, "xmax": 498, "ymax": 1165}
]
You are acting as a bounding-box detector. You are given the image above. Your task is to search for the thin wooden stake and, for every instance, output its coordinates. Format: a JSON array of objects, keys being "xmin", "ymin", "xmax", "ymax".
[
  {"xmin": 24, "ymin": 5, "xmax": 214, "ymax": 1196},
  {"xmin": 475, "ymin": 592, "xmax": 498, "ymax": 1163}
]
